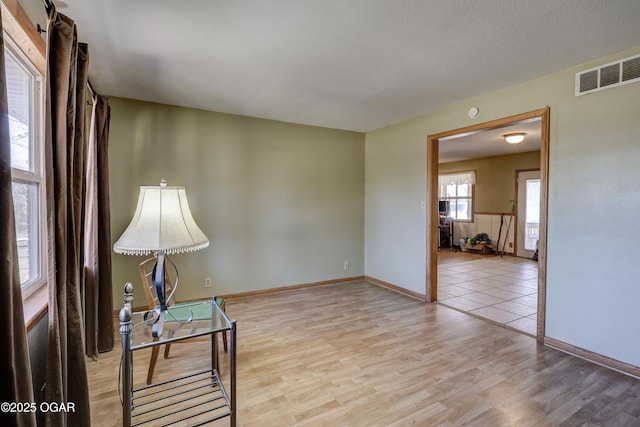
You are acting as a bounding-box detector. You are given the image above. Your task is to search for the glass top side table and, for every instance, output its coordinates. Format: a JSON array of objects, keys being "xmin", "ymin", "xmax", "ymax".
[{"xmin": 119, "ymin": 283, "xmax": 237, "ymax": 426}]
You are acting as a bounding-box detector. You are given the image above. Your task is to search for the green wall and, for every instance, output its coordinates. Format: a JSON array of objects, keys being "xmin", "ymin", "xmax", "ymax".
[
  {"xmin": 109, "ymin": 98, "xmax": 365, "ymax": 308},
  {"xmin": 439, "ymin": 151, "xmax": 541, "ymax": 213}
]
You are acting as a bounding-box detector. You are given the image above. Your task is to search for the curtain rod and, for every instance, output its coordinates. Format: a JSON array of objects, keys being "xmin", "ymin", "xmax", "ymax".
[
  {"xmin": 42, "ymin": 0, "xmax": 53, "ymax": 13},
  {"xmin": 87, "ymin": 80, "xmax": 96, "ymax": 99},
  {"xmin": 41, "ymin": 0, "xmax": 98, "ymax": 98}
]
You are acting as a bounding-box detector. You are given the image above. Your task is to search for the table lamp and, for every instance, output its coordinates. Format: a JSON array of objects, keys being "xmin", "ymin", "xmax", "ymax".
[{"xmin": 114, "ymin": 179, "xmax": 209, "ymax": 337}]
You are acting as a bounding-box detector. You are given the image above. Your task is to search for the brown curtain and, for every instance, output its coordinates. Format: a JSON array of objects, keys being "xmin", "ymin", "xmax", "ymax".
[
  {"xmin": 84, "ymin": 94, "xmax": 113, "ymax": 357},
  {"xmin": 44, "ymin": 7, "xmax": 91, "ymax": 425},
  {"xmin": 0, "ymin": 8, "xmax": 37, "ymax": 427}
]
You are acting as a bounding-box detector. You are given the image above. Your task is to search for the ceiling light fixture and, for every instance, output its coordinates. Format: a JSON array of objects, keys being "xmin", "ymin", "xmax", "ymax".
[{"xmin": 503, "ymin": 132, "xmax": 526, "ymax": 144}]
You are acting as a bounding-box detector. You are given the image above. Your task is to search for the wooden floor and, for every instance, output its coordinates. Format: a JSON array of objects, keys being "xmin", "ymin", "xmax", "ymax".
[{"xmin": 88, "ymin": 281, "xmax": 640, "ymax": 426}]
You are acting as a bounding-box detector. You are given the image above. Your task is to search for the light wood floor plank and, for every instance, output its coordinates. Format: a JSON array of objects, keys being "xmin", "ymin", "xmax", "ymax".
[{"xmin": 88, "ymin": 281, "xmax": 640, "ymax": 426}]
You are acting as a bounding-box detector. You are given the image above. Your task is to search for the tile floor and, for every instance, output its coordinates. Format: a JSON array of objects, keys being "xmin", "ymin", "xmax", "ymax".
[{"xmin": 437, "ymin": 251, "xmax": 539, "ymax": 336}]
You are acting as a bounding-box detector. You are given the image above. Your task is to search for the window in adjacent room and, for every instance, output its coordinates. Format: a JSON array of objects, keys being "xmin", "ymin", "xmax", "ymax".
[
  {"xmin": 5, "ymin": 37, "xmax": 45, "ymax": 299},
  {"xmin": 438, "ymin": 171, "xmax": 475, "ymax": 221}
]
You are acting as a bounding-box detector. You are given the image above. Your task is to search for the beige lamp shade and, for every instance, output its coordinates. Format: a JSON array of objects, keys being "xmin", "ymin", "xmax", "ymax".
[{"xmin": 113, "ymin": 184, "xmax": 209, "ymax": 256}]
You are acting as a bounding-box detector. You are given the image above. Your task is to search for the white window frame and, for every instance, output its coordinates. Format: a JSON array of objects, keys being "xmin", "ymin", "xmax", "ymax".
[
  {"xmin": 5, "ymin": 34, "xmax": 46, "ymax": 299},
  {"xmin": 438, "ymin": 170, "xmax": 475, "ymax": 222}
]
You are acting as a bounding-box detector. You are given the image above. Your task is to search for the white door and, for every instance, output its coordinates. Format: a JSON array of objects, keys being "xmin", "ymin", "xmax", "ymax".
[{"xmin": 516, "ymin": 170, "xmax": 540, "ymax": 259}]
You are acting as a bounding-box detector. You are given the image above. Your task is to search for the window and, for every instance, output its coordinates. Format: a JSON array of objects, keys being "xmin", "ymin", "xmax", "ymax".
[
  {"xmin": 438, "ymin": 171, "xmax": 475, "ymax": 221},
  {"xmin": 5, "ymin": 38, "xmax": 45, "ymax": 298}
]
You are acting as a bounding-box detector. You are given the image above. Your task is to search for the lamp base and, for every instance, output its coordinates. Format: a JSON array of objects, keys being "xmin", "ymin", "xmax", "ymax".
[
  {"xmin": 151, "ymin": 307, "xmax": 166, "ymax": 338},
  {"xmin": 150, "ymin": 252, "xmax": 180, "ymax": 338}
]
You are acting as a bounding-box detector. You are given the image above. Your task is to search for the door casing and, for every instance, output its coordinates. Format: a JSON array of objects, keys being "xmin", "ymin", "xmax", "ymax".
[{"xmin": 426, "ymin": 107, "xmax": 550, "ymax": 341}]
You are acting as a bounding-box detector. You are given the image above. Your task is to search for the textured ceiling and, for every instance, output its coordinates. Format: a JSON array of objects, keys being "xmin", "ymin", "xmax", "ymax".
[
  {"xmin": 60, "ymin": 0, "xmax": 640, "ymax": 132},
  {"xmin": 439, "ymin": 120, "xmax": 542, "ymax": 164}
]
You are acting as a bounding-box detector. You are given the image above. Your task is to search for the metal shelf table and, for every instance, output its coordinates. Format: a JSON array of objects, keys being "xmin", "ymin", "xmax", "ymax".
[{"xmin": 119, "ymin": 283, "xmax": 236, "ymax": 426}]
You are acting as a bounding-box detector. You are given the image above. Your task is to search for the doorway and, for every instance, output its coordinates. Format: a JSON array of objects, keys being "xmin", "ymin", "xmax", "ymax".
[
  {"xmin": 516, "ymin": 169, "xmax": 541, "ymax": 259},
  {"xmin": 426, "ymin": 108, "xmax": 549, "ymax": 341}
]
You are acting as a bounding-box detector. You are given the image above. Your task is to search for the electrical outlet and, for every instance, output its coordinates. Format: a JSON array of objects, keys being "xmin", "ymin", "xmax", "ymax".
[
  {"xmin": 344, "ymin": 261, "xmax": 349, "ymax": 270},
  {"xmin": 509, "ymin": 242, "xmax": 513, "ymax": 248},
  {"xmin": 204, "ymin": 277, "xmax": 212, "ymax": 288}
]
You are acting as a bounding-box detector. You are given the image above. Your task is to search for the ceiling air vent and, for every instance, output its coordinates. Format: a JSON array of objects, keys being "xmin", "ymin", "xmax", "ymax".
[{"xmin": 575, "ymin": 53, "xmax": 640, "ymax": 96}]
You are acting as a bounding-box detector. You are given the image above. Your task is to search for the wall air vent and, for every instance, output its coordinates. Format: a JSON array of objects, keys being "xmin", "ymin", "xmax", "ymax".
[
  {"xmin": 599, "ymin": 63, "xmax": 620, "ymax": 87},
  {"xmin": 575, "ymin": 53, "xmax": 640, "ymax": 96}
]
